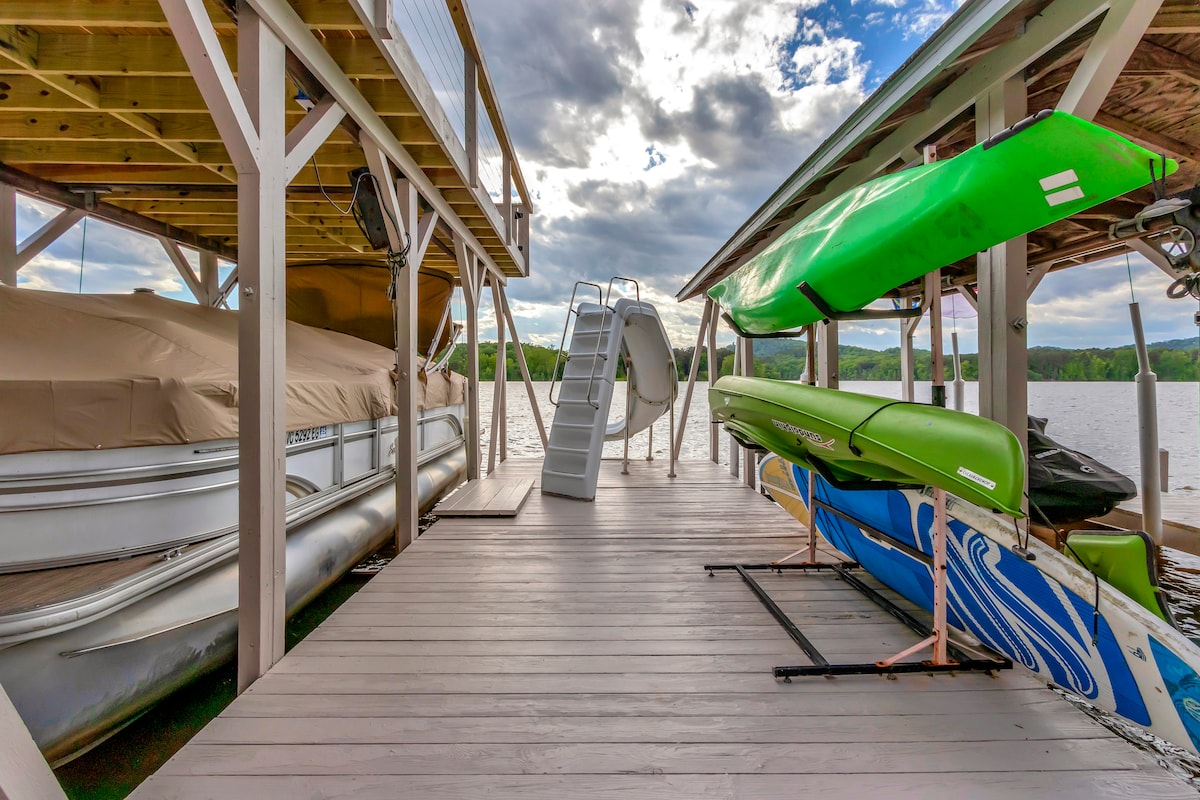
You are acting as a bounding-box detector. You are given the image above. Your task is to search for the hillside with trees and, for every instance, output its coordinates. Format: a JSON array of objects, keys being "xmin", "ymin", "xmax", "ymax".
[{"xmin": 445, "ymin": 338, "xmax": 1200, "ymax": 382}]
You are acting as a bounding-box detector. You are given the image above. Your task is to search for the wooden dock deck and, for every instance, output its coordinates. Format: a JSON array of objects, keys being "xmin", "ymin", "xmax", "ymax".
[{"xmin": 131, "ymin": 458, "xmax": 1194, "ymax": 799}]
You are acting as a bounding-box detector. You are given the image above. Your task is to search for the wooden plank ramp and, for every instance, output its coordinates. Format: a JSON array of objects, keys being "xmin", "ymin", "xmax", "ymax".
[
  {"xmin": 131, "ymin": 458, "xmax": 1195, "ymax": 799},
  {"xmin": 433, "ymin": 477, "xmax": 534, "ymax": 517}
]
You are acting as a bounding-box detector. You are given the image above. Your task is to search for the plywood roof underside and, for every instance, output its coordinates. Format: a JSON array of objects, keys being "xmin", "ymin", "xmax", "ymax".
[
  {"xmin": 0, "ymin": 0, "xmax": 528, "ymax": 278},
  {"xmin": 682, "ymin": 0, "xmax": 1200, "ymax": 302}
]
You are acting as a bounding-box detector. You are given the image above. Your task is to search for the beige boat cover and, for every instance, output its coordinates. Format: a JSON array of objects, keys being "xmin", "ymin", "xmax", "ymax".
[
  {"xmin": 0, "ymin": 287, "xmax": 466, "ymax": 454},
  {"xmin": 285, "ymin": 261, "xmax": 455, "ymax": 354}
]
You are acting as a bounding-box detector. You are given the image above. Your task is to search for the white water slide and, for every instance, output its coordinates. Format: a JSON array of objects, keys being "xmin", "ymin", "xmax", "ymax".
[{"xmin": 542, "ymin": 293, "xmax": 678, "ymax": 500}]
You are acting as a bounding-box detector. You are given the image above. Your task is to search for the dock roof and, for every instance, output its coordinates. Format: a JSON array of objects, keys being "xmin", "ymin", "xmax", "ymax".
[
  {"xmin": 0, "ymin": 0, "xmax": 531, "ymax": 279},
  {"xmin": 678, "ymin": 0, "xmax": 1200, "ymax": 303}
]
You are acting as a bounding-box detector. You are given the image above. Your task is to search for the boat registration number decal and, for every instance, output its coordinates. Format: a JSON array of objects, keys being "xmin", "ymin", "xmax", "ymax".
[
  {"xmin": 287, "ymin": 425, "xmax": 330, "ymax": 445},
  {"xmin": 772, "ymin": 419, "xmax": 834, "ymax": 450},
  {"xmin": 956, "ymin": 466, "xmax": 996, "ymax": 491}
]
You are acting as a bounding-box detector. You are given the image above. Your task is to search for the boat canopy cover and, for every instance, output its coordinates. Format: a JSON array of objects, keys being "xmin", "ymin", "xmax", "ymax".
[
  {"xmin": 285, "ymin": 260, "xmax": 454, "ymax": 354},
  {"xmin": 0, "ymin": 287, "xmax": 465, "ymax": 454}
]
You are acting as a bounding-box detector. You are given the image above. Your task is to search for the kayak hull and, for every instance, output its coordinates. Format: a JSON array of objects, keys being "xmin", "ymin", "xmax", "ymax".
[
  {"xmin": 761, "ymin": 454, "xmax": 1200, "ymax": 756},
  {"xmin": 709, "ymin": 376, "xmax": 1025, "ymax": 517},
  {"xmin": 709, "ymin": 111, "xmax": 1176, "ymax": 334}
]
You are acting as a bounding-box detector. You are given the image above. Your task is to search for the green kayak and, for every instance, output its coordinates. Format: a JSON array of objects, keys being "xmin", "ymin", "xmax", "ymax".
[
  {"xmin": 710, "ymin": 376, "xmax": 1025, "ymax": 517},
  {"xmin": 709, "ymin": 110, "xmax": 1177, "ymax": 335}
]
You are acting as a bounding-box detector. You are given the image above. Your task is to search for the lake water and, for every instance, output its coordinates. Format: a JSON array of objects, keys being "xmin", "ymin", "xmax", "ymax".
[{"xmin": 479, "ymin": 380, "xmax": 1200, "ymax": 496}]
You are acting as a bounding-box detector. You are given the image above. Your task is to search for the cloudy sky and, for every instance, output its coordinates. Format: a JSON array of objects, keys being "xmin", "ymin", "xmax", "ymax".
[{"xmin": 14, "ymin": 0, "xmax": 1200, "ymax": 353}]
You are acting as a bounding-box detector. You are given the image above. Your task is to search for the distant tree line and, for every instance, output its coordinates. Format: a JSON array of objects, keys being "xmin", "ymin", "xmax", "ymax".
[{"xmin": 445, "ymin": 338, "xmax": 1200, "ymax": 382}]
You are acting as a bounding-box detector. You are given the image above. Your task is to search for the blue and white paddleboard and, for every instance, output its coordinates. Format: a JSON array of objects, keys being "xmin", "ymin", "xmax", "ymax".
[{"xmin": 760, "ymin": 453, "xmax": 1200, "ymax": 755}]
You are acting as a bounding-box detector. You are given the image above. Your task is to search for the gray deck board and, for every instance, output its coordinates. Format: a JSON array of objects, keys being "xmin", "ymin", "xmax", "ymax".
[{"xmin": 131, "ymin": 458, "xmax": 1194, "ymax": 798}]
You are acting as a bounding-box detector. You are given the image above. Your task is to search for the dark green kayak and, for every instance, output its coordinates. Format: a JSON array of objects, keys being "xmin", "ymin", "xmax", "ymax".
[
  {"xmin": 709, "ymin": 110, "xmax": 1177, "ymax": 334},
  {"xmin": 710, "ymin": 376, "xmax": 1025, "ymax": 516}
]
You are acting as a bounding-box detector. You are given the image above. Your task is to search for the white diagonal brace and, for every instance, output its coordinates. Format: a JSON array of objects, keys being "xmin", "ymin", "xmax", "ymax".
[
  {"xmin": 158, "ymin": 0, "xmax": 260, "ymax": 172},
  {"xmin": 158, "ymin": 236, "xmax": 204, "ymax": 301},
  {"xmin": 17, "ymin": 207, "xmax": 85, "ymax": 271},
  {"xmin": 496, "ymin": 283, "xmax": 547, "ymax": 450},
  {"xmin": 1057, "ymin": 0, "xmax": 1165, "ymax": 121},
  {"xmin": 1128, "ymin": 237, "xmax": 1182, "ymax": 279},
  {"xmin": 1025, "ymin": 262, "xmax": 1053, "ymax": 297},
  {"xmin": 674, "ymin": 300, "xmax": 711, "ymax": 461},
  {"xmin": 284, "ymin": 96, "xmax": 347, "ymax": 184}
]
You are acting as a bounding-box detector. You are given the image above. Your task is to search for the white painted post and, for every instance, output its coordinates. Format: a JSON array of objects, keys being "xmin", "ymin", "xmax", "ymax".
[
  {"xmin": 928, "ymin": 271, "xmax": 945, "ymax": 408},
  {"xmin": 502, "ymin": 152, "xmax": 513, "ymax": 245},
  {"xmin": 741, "ymin": 337, "xmax": 755, "ymax": 488},
  {"xmin": 200, "ymin": 250, "xmax": 219, "ymax": 306},
  {"xmin": 818, "ymin": 321, "xmax": 839, "ymax": 389},
  {"xmin": 900, "ymin": 316, "xmax": 917, "ymax": 402},
  {"xmin": 489, "ymin": 279, "xmax": 505, "ymax": 474},
  {"xmin": 707, "ymin": 301, "xmax": 720, "ymax": 463},
  {"xmin": 673, "ymin": 299, "xmax": 711, "ymax": 461},
  {"xmin": 234, "ymin": 2, "xmax": 288, "ymax": 693},
  {"xmin": 0, "ymin": 681, "xmax": 67, "ymax": 799},
  {"xmin": 1130, "ymin": 302, "xmax": 1163, "ymax": 545},
  {"xmin": 0, "ymin": 186, "xmax": 16, "ymax": 286},
  {"xmin": 464, "ymin": 52, "xmax": 478, "ymax": 190},
  {"xmin": 976, "ymin": 78, "xmax": 1029, "ymax": 466},
  {"xmin": 729, "ymin": 338, "xmax": 741, "ymax": 477},
  {"xmin": 457, "ymin": 241, "xmax": 483, "ymax": 481},
  {"xmin": 496, "ymin": 283, "xmax": 548, "ymax": 450}
]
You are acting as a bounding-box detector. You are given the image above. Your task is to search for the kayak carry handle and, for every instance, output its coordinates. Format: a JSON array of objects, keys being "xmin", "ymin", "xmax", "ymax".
[{"xmin": 797, "ymin": 281, "xmax": 924, "ymax": 324}]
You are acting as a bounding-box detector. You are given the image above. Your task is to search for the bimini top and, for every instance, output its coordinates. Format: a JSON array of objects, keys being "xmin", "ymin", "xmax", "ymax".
[{"xmin": 0, "ymin": 286, "xmax": 464, "ymax": 454}]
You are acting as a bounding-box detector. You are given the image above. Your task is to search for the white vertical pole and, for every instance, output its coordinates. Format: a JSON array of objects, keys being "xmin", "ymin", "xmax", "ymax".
[
  {"xmin": 818, "ymin": 321, "xmax": 839, "ymax": 389},
  {"xmin": 707, "ymin": 301, "xmax": 720, "ymax": 463},
  {"xmin": 1130, "ymin": 302, "xmax": 1163, "ymax": 545},
  {"xmin": 0, "ymin": 681, "xmax": 67, "ymax": 799},
  {"xmin": 673, "ymin": 299, "xmax": 710, "ymax": 461},
  {"xmin": 457, "ymin": 243, "xmax": 482, "ymax": 481},
  {"xmin": 502, "ymin": 152, "xmax": 513, "ymax": 245},
  {"xmin": 488, "ymin": 278, "xmax": 505, "ymax": 474},
  {"xmin": 395, "ymin": 179, "xmax": 423, "ymax": 549},
  {"xmin": 0, "ymin": 186, "xmax": 18, "ymax": 286},
  {"xmin": 976, "ymin": 78, "xmax": 1029, "ymax": 466},
  {"xmin": 900, "ymin": 317, "xmax": 916, "ymax": 402},
  {"xmin": 235, "ymin": 0, "xmax": 288, "ymax": 692},
  {"xmin": 741, "ymin": 337, "xmax": 755, "ymax": 488},
  {"xmin": 951, "ymin": 331, "xmax": 965, "ymax": 412},
  {"xmin": 729, "ymin": 338, "xmax": 741, "ymax": 477}
]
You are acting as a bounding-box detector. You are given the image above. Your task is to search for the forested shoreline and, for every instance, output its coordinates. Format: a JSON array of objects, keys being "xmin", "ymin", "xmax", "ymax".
[{"xmin": 445, "ymin": 338, "xmax": 1200, "ymax": 382}]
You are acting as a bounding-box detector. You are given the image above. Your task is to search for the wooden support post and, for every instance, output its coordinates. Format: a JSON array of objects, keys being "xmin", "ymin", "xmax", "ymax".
[
  {"xmin": 976, "ymin": 78, "xmax": 1029, "ymax": 465},
  {"xmin": 235, "ymin": 1, "xmax": 288, "ymax": 693},
  {"xmin": 199, "ymin": 251, "xmax": 219, "ymax": 306},
  {"xmin": 0, "ymin": 185, "xmax": 17, "ymax": 286},
  {"xmin": 464, "ymin": 53, "xmax": 478, "ymax": 190},
  {"xmin": 673, "ymin": 299, "xmax": 711, "ymax": 461},
  {"xmin": 730, "ymin": 338, "xmax": 742, "ymax": 477},
  {"xmin": 740, "ymin": 337, "xmax": 755, "ymax": 487},
  {"xmin": 707, "ymin": 300, "xmax": 720, "ymax": 463},
  {"xmin": 457, "ymin": 241, "xmax": 484, "ymax": 481},
  {"xmin": 818, "ymin": 321, "xmax": 839, "ymax": 389},
  {"xmin": 900, "ymin": 316, "xmax": 919, "ymax": 402},
  {"xmin": 488, "ymin": 278, "xmax": 506, "ymax": 474},
  {"xmin": 0, "ymin": 681, "xmax": 67, "ymax": 799},
  {"xmin": 502, "ymin": 152, "xmax": 513, "ymax": 245},
  {"xmin": 496, "ymin": 283, "xmax": 548, "ymax": 450}
]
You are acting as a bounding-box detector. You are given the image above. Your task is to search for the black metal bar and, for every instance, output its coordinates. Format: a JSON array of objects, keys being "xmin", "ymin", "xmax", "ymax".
[
  {"xmin": 731, "ymin": 565, "xmax": 829, "ymax": 667},
  {"xmin": 774, "ymin": 658, "xmax": 1010, "ymax": 679},
  {"xmin": 798, "ymin": 281, "xmax": 924, "ymax": 323},
  {"xmin": 814, "ymin": 498, "xmax": 932, "ymax": 566},
  {"xmin": 719, "ymin": 311, "xmax": 807, "ymax": 339},
  {"xmin": 704, "ymin": 562, "xmax": 857, "ymax": 573}
]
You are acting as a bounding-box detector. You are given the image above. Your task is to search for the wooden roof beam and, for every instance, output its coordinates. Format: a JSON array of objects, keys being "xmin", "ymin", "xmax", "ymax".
[
  {"xmin": 1095, "ymin": 109, "xmax": 1197, "ymax": 162},
  {"xmin": 0, "ymin": 161, "xmax": 237, "ymax": 258}
]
